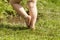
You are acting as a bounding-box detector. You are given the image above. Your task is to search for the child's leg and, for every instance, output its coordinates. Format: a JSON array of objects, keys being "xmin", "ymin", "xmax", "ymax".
[
  {"xmin": 10, "ymin": 0, "xmax": 29, "ymax": 18},
  {"xmin": 27, "ymin": 0, "xmax": 37, "ymax": 29},
  {"xmin": 9, "ymin": 0, "xmax": 31, "ymax": 26}
]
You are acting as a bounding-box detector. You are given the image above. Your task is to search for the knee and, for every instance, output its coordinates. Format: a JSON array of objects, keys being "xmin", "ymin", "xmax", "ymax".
[{"xmin": 27, "ymin": 1, "xmax": 36, "ymax": 8}]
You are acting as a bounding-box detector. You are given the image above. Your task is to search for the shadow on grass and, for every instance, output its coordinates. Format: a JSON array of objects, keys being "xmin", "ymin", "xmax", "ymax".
[{"xmin": 0, "ymin": 24, "xmax": 29, "ymax": 31}]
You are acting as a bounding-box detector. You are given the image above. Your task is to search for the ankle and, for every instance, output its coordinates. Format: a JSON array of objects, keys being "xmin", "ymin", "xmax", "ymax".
[{"xmin": 30, "ymin": 24, "xmax": 35, "ymax": 29}]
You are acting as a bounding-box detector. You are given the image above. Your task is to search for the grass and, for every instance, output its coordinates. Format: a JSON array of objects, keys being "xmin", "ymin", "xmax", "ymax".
[
  {"xmin": 0, "ymin": 18, "xmax": 60, "ymax": 40},
  {"xmin": 0, "ymin": 0, "xmax": 60, "ymax": 40}
]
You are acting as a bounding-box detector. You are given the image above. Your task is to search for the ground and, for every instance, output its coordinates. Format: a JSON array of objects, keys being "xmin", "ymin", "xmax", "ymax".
[
  {"xmin": 0, "ymin": 0, "xmax": 60, "ymax": 40},
  {"xmin": 0, "ymin": 19, "xmax": 60, "ymax": 40}
]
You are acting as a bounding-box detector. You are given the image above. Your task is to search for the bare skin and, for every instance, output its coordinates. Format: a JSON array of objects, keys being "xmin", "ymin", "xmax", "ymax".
[
  {"xmin": 9, "ymin": 0, "xmax": 37, "ymax": 30},
  {"xmin": 27, "ymin": 0, "xmax": 37, "ymax": 29}
]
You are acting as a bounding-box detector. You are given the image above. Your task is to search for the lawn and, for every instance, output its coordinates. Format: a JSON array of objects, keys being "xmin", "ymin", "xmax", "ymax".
[
  {"xmin": 0, "ymin": 17, "xmax": 60, "ymax": 40},
  {"xmin": 0, "ymin": 0, "xmax": 60, "ymax": 40}
]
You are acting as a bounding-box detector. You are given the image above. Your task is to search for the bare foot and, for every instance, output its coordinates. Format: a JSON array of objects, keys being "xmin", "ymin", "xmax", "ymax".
[
  {"xmin": 30, "ymin": 24, "xmax": 35, "ymax": 30},
  {"xmin": 25, "ymin": 15, "xmax": 35, "ymax": 30},
  {"xmin": 25, "ymin": 15, "xmax": 31, "ymax": 28}
]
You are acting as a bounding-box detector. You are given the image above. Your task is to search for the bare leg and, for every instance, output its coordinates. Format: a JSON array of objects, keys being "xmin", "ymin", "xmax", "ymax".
[
  {"xmin": 27, "ymin": 0, "xmax": 37, "ymax": 29},
  {"xmin": 9, "ymin": 0, "xmax": 29, "ymax": 18},
  {"xmin": 9, "ymin": 0, "xmax": 31, "ymax": 26}
]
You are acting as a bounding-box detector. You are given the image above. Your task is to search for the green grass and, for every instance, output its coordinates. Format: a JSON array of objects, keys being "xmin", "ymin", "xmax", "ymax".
[
  {"xmin": 0, "ymin": 0, "xmax": 60, "ymax": 40},
  {"xmin": 0, "ymin": 18, "xmax": 60, "ymax": 40}
]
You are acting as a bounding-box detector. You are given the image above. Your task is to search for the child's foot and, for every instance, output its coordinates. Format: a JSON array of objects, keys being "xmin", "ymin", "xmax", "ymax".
[
  {"xmin": 25, "ymin": 16, "xmax": 35, "ymax": 30},
  {"xmin": 25, "ymin": 15, "xmax": 31, "ymax": 28},
  {"xmin": 30, "ymin": 25, "xmax": 35, "ymax": 30}
]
